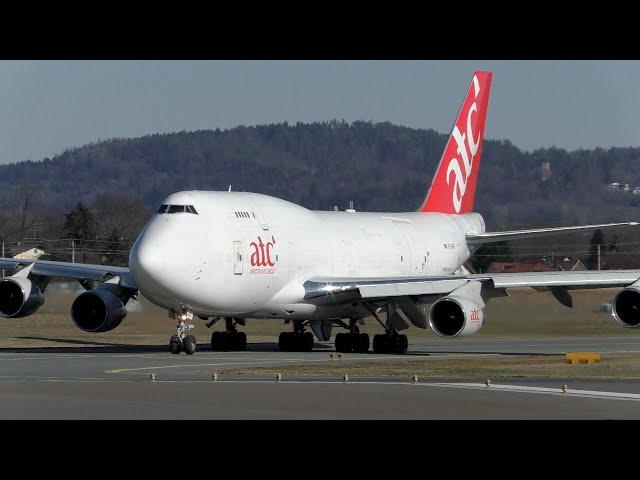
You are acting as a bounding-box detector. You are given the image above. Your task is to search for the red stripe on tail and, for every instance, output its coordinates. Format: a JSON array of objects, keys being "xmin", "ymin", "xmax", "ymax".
[{"xmin": 419, "ymin": 71, "xmax": 493, "ymax": 214}]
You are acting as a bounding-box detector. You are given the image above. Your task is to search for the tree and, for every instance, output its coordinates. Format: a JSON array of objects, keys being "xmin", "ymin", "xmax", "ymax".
[
  {"xmin": 587, "ymin": 229, "xmax": 605, "ymax": 269},
  {"xmin": 16, "ymin": 184, "xmax": 39, "ymax": 241},
  {"xmin": 63, "ymin": 202, "xmax": 96, "ymax": 263},
  {"xmin": 470, "ymin": 241, "xmax": 512, "ymax": 273},
  {"xmin": 101, "ymin": 228, "xmax": 128, "ymax": 266}
]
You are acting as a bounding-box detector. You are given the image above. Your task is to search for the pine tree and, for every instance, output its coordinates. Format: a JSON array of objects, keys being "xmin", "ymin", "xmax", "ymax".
[
  {"xmin": 63, "ymin": 202, "xmax": 96, "ymax": 263},
  {"xmin": 587, "ymin": 229, "xmax": 605, "ymax": 269},
  {"xmin": 471, "ymin": 241, "xmax": 512, "ymax": 273}
]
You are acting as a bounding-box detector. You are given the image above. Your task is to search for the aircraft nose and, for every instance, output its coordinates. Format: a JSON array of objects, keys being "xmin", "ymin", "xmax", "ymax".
[{"xmin": 129, "ymin": 236, "xmax": 165, "ymax": 282}]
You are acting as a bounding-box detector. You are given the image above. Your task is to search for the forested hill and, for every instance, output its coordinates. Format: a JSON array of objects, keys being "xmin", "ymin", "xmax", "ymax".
[{"xmin": 2, "ymin": 120, "xmax": 640, "ymax": 230}]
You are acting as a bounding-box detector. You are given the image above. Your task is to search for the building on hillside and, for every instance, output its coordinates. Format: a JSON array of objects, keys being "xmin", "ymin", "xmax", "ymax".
[
  {"xmin": 555, "ymin": 256, "xmax": 587, "ymax": 271},
  {"xmin": 599, "ymin": 253, "xmax": 640, "ymax": 270},
  {"xmin": 489, "ymin": 260, "xmax": 555, "ymax": 273},
  {"xmin": 12, "ymin": 248, "xmax": 46, "ymax": 260},
  {"xmin": 540, "ymin": 162, "xmax": 552, "ymax": 181}
]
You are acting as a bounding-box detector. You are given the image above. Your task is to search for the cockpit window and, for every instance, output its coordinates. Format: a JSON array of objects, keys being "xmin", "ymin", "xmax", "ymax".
[
  {"xmin": 166, "ymin": 205, "xmax": 186, "ymax": 214},
  {"xmin": 157, "ymin": 204, "xmax": 198, "ymax": 215}
]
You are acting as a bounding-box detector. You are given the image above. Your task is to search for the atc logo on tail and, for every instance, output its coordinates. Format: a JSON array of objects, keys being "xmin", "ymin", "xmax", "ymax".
[{"xmin": 420, "ymin": 71, "xmax": 493, "ymax": 214}]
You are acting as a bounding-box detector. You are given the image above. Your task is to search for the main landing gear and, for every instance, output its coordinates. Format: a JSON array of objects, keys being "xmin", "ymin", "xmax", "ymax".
[
  {"xmin": 372, "ymin": 332, "xmax": 408, "ymax": 354},
  {"xmin": 278, "ymin": 320, "xmax": 314, "ymax": 352},
  {"xmin": 335, "ymin": 318, "xmax": 370, "ymax": 353},
  {"xmin": 211, "ymin": 317, "xmax": 247, "ymax": 351},
  {"xmin": 170, "ymin": 309, "xmax": 197, "ymax": 355},
  {"xmin": 366, "ymin": 304, "xmax": 409, "ymax": 354}
]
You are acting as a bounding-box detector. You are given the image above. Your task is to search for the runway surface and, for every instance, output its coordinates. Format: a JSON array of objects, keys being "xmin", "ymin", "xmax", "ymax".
[{"xmin": 1, "ymin": 336, "xmax": 640, "ymax": 419}]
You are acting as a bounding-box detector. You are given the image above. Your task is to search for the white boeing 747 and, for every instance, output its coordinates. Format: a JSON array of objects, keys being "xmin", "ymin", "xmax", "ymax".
[{"xmin": 2, "ymin": 71, "xmax": 640, "ymax": 355}]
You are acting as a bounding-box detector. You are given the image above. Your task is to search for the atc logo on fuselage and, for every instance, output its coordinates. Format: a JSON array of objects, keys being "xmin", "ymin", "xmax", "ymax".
[{"xmin": 249, "ymin": 235, "xmax": 277, "ymax": 274}]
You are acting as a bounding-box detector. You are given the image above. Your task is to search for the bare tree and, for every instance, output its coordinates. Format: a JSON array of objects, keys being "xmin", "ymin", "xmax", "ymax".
[
  {"xmin": 92, "ymin": 194, "xmax": 150, "ymax": 242},
  {"xmin": 16, "ymin": 184, "xmax": 39, "ymax": 241}
]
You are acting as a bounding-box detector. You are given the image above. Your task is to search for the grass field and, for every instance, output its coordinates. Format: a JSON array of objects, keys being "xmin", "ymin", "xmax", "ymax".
[
  {"xmin": 221, "ymin": 354, "xmax": 640, "ymax": 380},
  {"xmin": 0, "ymin": 287, "xmax": 637, "ymax": 349}
]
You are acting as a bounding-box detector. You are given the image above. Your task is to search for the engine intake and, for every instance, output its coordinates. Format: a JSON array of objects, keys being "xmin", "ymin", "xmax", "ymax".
[
  {"xmin": 429, "ymin": 295, "xmax": 484, "ymax": 338},
  {"xmin": 71, "ymin": 287, "xmax": 127, "ymax": 333},
  {"xmin": 612, "ymin": 286, "xmax": 640, "ymax": 328},
  {"xmin": 0, "ymin": 278, "xmax": 44, "ymax": 318}
]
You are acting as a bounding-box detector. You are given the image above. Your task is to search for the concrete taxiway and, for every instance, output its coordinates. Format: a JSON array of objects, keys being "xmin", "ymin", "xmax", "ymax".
[{"xmin": 1, "ymin": 336, "xmax": 640, "ymax": 419}]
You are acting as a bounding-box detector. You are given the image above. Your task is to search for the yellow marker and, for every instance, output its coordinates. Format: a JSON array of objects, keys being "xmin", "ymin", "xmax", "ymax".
[{"xmin": 565, "ymin": 352, "xmax": 601, "ymax": 364}]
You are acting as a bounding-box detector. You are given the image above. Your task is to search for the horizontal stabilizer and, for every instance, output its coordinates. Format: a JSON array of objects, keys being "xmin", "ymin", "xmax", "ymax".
[{"xmin": 467, "ymin": 222, "xmax": 639, "ymax": 245}]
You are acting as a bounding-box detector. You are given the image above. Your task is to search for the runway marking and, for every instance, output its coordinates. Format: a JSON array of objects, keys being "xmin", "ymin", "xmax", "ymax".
[
  {"xmin": 26, "ymin": 378, "xmax": 640, "ymax": 402},
  {"xmin": 428, "ymin": 382, "xmax": 640, "ymax": 402},
  {"xmin": 0, "ymin": 377, "xmax": 638, "ymax": 403},
  {"xmin": 104, "ymin": 354, "xmax": 450, "ymax": 374}
]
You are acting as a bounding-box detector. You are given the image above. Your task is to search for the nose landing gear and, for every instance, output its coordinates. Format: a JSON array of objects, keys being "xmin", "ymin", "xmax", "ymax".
[{"xmin": 169, "ymin": 308, "xmax": 197, "ymax": 355}]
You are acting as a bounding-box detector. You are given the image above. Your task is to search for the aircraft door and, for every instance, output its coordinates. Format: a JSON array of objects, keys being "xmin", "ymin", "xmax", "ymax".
[
  {"xmin": 233, "ymin": 241, "xmax": 243, "ymax": 275},
  {"xmin": 394, "ymin": 222, "xmax": 428, "ymax": 275}
]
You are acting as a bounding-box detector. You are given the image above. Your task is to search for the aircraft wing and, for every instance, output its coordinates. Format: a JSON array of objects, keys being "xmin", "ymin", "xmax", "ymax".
[
  {"xmin": 467, "ymin": 222, "xmax": 638, "ymax": 245},
  {"xmin": 303, "ymin": 270, "xmax": 640, "ymax": 308},
  {"xmin": 0, "ymin": 258, "xmax": 136, "ymax": 289}
]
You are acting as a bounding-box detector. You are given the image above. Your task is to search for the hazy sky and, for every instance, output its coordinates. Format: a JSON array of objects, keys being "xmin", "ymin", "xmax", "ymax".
[{"xmin": 0, "ymin": 60, "xmax": 637, "ymax": 164}]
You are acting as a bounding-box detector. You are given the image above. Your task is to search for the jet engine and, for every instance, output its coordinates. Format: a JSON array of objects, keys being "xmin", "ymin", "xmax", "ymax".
[
  {"xmin": 0, "ymin": 277, "xmax": 45, "ymax": 318},
  {"xmin": 429, "ymin": 295, "xmax": 484, "ymax": 338},
  {"xmin": 612, "ymin": 286, "xmax": 640, "ymax": 328},
  {"xmin": 71, "ymin": 287, "xmax": 128, "ymax": 333}
]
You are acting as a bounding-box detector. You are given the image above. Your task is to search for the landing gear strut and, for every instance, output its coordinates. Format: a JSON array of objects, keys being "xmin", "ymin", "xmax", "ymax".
[
  {"xmin": 335, "ymin": 318, "xmax": 370, "ymax": 353},
  {"xmin": 366, "ymin": 304, "xmax": 408, "ymax": 354},
  {"xmin": 169, "ymin": 308, "xmax": 197, "ymax": 355},
  {"xmin": 278, "ymin": 320, "xmax": 314, "ymax": 352},
  {"xmin": 211, "ymin": 317, "xmax": 247, "ymax": 351}
]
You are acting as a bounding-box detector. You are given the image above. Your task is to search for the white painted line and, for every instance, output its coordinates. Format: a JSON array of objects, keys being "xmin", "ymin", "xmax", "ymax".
[
  {"xmin": 429, "ymin": 382, "xmax": 640, "ymax": 402},
  {"xmin": 104, "ymin": 353, "xmax": 502, "ymax": 374}
]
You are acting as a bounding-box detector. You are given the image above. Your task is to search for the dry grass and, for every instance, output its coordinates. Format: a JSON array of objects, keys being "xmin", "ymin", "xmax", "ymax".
[
  {"xmin": 0, "ymin": 287, "xmax": 637, "ymax": 348},
  {"xmin": 222, "ymin": 354, "xmax": 640, "ymax": 379}
]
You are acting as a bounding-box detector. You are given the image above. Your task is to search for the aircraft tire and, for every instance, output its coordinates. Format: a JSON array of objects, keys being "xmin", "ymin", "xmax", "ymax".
[
  {"xmin": 234, "ymin": 331, "xmax": 247, "ymax": 351},
  {"xmin": 183, "ymin": 335, "xmax": 197, "ymax": 355},
  {"xmin": 335, "ymin": 333, "xmax": 349, "ymax": 353},
  {"xmin": 170, "ymin": 335, "xmax": 182, "ymax": 354},
  {"xmin": 397, "ymin": 334, "xmax": 408, "ymax": 354},
  {"xmin": 211, "ymin": 331, "xmax": 227, "ymax": 351},
  {"xmin": 373, "ymin": 334, "xmax": 388, "ymax": 354},
  {"xmin": 356, "ymin": 333, "xmax": 370, "ymax": 353},
  {"xmin": 303, "ymin": 332, "xmax": 314, "ymax": 352},
  {"xmin": 278, "ymin": 332, "xmax": 290, "ymax": 352}
]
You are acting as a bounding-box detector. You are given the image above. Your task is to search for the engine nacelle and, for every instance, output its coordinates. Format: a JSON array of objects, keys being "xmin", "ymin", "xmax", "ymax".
[
  {"xmin": 429, "ymin": 295, "xmax": 484, "ymax": 338},
  {"xmin": 0, "ymin": 277, "xmax": 45, "ymax": 318},
  {"xmin": 71, "ymin": 287, "xmax": 127, "ymax": 333},
  {"xmin": 612, "ymin": 286, "xmax": 640, "ymax": 328}
]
